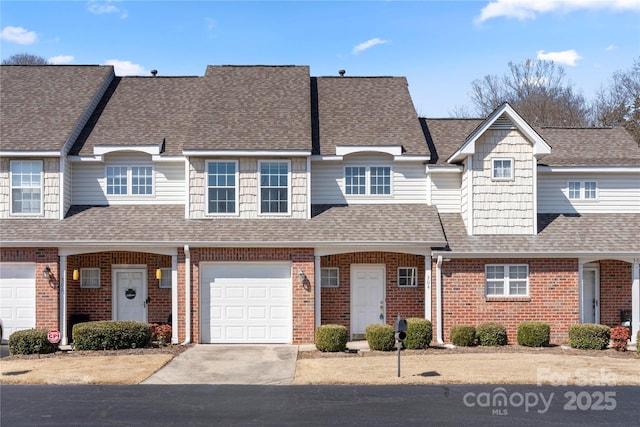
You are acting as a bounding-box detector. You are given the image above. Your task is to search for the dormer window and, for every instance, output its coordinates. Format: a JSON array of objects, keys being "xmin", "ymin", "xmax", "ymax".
[
  {"xmin": 568, "ymin": 181, "xmax": 597, "ymax": 200},
  {"xmin": 106, "ymin": 166, "xmax": 153, "ymax": 195},
  {"xmin": 345, "ymin": 166, "xmax": 391, "ymax": 195},
  {"xmin": 492, "ymin": 158, "xmax": 513, "ymax": 181}
]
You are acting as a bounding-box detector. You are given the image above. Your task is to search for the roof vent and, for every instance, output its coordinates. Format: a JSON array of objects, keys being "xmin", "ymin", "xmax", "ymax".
[
  {"xmin": 338, "ymin": 69, "xmax": 345, "ymax": 77},
  {"xmin": 150, "ymin": 70, "xmax": 158, "ymax": 76}
]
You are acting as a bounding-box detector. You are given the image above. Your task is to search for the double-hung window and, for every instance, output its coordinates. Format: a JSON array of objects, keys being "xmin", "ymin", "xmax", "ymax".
[
  {"xmin": 568, "ymin": 181, "xmax": 597, "ymax": 200},
  {"xmin": 259, "ymin": 161, "xmax": 289, "ymax": 214},
  {"xmin": 492, "ymin": 158, "xmax": 513, "ymax": 180},
  {"xmin": 485, "ymin": 264, "xmax": 529, "ymax": 297},
  {"xmin": 345, "ymin": 166, "xmax": 391, "ymax": 195},
  {"xmin": 106, "ymin": 166, "xmax": 153, "ymax": 196},
  {"xmin": 11, "ymin": 160, "xmax": 43, "ymax": 215},
  {"xmin": 207, "ymin": 161, "xmax": 237, "ymax": 214}
]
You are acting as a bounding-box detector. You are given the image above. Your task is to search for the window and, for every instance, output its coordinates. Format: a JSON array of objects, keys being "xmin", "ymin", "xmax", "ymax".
[
  {"xmin": 259, "ymin": 161, "xmax": 289, "ymax": 214},
  {"xmin": 11, "ymin": 160, "xmax": 42, "ymax": 214},
  {"xmin": 398, "ymin": 267, "xmax": 418, "ymax": 287},
  {"xmin": 492, "ymin": 158, "xmax": 513, "ymax": 180},
  {"xmin": 159, "ymin": 268, "xmax": 172, "ymax": 289},
  {"xmin": 344, "ymin": 166, "xmax": 391, "ymax": 195},
  {"xmin": 345, "ymin": 167, "xmax": 366, "ymax": 195},
  {"xmin": 485, "ymin": 264, "xmax": 528, "ymax": 297},
  {"xmin": 370, "ymin": 167, "xmax": 391, "ymax": 195},
  {"xmin": 568, "ymin": 181, "xmax": 597, "ymax": 200},
  {"xmin": 80, "ymin": 268, "xmax": 100, "ymax": 289},
  {"xmin": 320, "ymin": 268, "xmax": 339, "ymax": 288},
  {"xmin": 207, "ymin": 161, "xmax": 237, "ymax": 214},
  {"xmin": 106, "ymin": 166, "xmax": 153, "ymax": 196}
]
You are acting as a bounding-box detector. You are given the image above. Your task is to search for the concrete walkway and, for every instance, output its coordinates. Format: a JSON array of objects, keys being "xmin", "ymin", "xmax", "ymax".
[{"xmin": 142, "ymin": 344, "xmax": 298, "ymax": 385}]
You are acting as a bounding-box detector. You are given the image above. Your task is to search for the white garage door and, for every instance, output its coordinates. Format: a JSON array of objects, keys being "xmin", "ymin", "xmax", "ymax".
[
  {"xmin": 201, "ymin": 262, "xmax": 292, "ymax": 344},
  {"xmin": 0, "ymin": 263, "xmax": 36, "ymax": 342}
]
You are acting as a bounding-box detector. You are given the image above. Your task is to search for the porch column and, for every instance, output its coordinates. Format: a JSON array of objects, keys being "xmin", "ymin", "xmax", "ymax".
[
  {"xmin": 632, "ymin": 259, "xmax": 639, "ymax": 344},
  {"xmin": 436, "ymin": 256, "xmax": 443, "ymax": 344},
  {"xmin": 425, "ymin": 254, "xmax": 432, "ymax": 321},
  {"xmin": 171, "ymin": 253, "xmax": 178, "ymax": 344},
  {"xmin": 314, "ymin": 255, "xmax": 321, "ymax": 329},
  {"xmin": 59, "ymin": 255, "xmax": 68, "ymax": 345}
]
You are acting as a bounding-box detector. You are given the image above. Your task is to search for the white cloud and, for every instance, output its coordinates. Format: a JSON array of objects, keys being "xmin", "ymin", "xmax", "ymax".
[
  {"xmin": 105, "ymin": 59, "xmax": 147, "ymax": 76},
  {"xmin": 352, "ymin": 38, "xmax": 388, "ymax": 55},
  {"xmin": 476, "ymin": 0, "xmax": 640, "ymax": 23},
  {"xmin": 1, "ymin": 26, "xmax": 37, "ymax": 45},
  {"xmin": 605, "ymin": 44, "xmax": 618, "ymax": 51},
  {"xmin": 88, "ymin": 1, "xmax": 128, "ymax": 19},
  {"xmin": 536, "ymin": 49, "xmax": 582, "ymax": 66},
  {"xmin": 48, "ymin": 55, "xmax": 75, "ymax": 65}
]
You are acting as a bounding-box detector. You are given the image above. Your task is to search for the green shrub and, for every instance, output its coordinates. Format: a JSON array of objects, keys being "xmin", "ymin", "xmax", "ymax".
[
  {"xmin": 315, "ymin": 324, "xmax": 348, "ymax": 352},
  {"xmin": 72, "ymin": 321, "xmax": 152, "ymax": 350},
  {"xmin": 8, "ymin": 329, "xmax": 58, "ymax": 355},
  {"xmin": 517, "ymin": 321, "xmax": 550, "ymax": 347},
  {"xmin": 403, "ymin": 318, "xmax": 432, "ymax": 349},
  {"xmin": 365, "ymin": 324, "xmax": 395, "ymax": 351},
  {"xmin": 476, "ymin": 322, "xmax": 508, "ymax": 346},
  {"xmin": 568, "ymin": 324, "xmax": 610, "ymax": 350},
  {"xmin": 450, "ymin": 325, "xmax": 476, "ymax": 346}
]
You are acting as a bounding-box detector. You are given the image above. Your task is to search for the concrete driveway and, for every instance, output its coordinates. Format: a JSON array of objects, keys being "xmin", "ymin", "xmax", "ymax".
[{"xmin": 142, "ymin": 344, "xmax": 298, "ymax": 385}]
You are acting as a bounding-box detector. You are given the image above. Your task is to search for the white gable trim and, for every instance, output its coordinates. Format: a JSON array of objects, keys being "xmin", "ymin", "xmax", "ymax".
[
  {"xmin": 336, "ymin": 145, "xmax": 402, "ymax": 157},
  {"xmin": 94, "ymin": 145, "xmax": 162, "ymax": 156},
  {"xmin": 447, "ymin": 103, "xmax": 551, "ymax": 164}
]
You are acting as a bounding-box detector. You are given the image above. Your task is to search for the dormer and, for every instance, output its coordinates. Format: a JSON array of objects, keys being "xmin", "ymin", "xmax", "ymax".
[{"xmin": 448, "ymin": 103, "xmax": 551, "ymax": 236}]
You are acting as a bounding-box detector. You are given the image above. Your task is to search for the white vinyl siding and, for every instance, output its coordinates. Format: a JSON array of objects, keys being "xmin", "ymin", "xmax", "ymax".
[
  {"xmin": 311, "ymin": 160, "xmax": 426, "ymax": 204},
  {"xmin": 72, "ymin": 160, "xmax": 185, "ymax": 205},
  {"xmin": 538, "ymin": 172, "xmax": 640, "ymax": 213},
  {"xmin": 430, "ymin": 172, "xmax": 462, "ymax": 213}
]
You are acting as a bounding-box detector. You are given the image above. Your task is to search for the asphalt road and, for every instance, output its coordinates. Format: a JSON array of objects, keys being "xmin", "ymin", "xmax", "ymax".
[{"xmin": 2, "ymin": 384, "xmax": 639, "ymax": 426}]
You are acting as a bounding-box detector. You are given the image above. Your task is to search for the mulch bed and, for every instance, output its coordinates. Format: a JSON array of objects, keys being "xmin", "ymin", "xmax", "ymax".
[
  {"xmin": 298, "ymin": 343, "xmax": 640, "ymax": 360},
  {"xmin": 4, "ymin": 343, "xmax": 193, "ymax": 361}
]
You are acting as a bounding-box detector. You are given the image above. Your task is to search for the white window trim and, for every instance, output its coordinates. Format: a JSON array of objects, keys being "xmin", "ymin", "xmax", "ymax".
[
  {"xmin": 10, "ymin": 159, "xmax": 43, "ymax": 216},
  {"xmin": 343, "ymin": 164, "xmax": 393, "ymax": 197},
  {"xmin": 485, "ymin": 264, "xmax": 529, "ymax": 297},
  {"xmin": 159, "ymin": 268, "xmax": 172, "ymax": 289},
  {"xmin": 258, "ymin": 160, "xmax": 291, "ymax": 216},
  {"xmin": 205, "ymin": 160, "xmax": 239, "ymax": 216},
  {"xmin": 567, "ymin": 180, "xmax": 599, "ymax": 201},
  {"xmin": 80, "ymin": 268, "xmax": 101, "ymax": 289},
  {"xmin": 491, "ymin": 158, "xmax": 514, "ymax": 181},
  {"xmin": 398, "ymin": 267, "xmax": 418, "ymax": 288},
  {"xmin": 105, "ymin": 164, "xmax": 155, "ymax": 197},
  {"xmin": 320, "ymin": 267, "xmax": 339, "ymax": 288}
]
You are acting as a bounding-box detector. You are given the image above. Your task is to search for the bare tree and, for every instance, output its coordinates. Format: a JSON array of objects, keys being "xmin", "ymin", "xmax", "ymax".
[
  {"xmin": 593, "ymin": 57, "xmax": 640, "ymax": 144},
  {"xmin": 469, "ymin": 59, "xmax": 590, "ymax": 127},
  {"xmin": 2, "ymin": 53, "xmax": 49, "ymax": 65}
]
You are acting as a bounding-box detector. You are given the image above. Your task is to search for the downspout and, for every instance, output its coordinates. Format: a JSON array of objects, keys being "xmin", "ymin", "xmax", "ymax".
[
  {"xmin": 436, "ymin": 255, "xmax": 443, "ymax": 344},
  {"xmin": 181, "ymin": 245, "xmax": 191, "ymax": 345}
]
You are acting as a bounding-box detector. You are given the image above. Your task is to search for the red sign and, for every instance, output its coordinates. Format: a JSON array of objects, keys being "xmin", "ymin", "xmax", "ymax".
[{"xmin": 48, "ymin": 329, "xmax": 61, "ymax": 344}]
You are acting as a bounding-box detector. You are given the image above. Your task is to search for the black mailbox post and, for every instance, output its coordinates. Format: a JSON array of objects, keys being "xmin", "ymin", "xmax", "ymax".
[{"xmin": 393, "ymin": 315, "xmax": 408, "ymax": 377}]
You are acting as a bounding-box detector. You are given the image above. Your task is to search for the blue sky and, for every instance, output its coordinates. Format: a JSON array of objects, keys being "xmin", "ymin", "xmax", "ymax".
[{"xmin": 1, "ymin": 0, "xmax": 638, "ymax": 117}]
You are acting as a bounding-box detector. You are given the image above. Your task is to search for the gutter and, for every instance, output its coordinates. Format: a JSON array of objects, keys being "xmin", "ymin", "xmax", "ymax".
[
  {"xmin": 436, "ymin": 255, "xmax": 443, "ymax": 344},
  {"xmin": 181, "ymin": 244, "xmax": 191, "ymax": 346}
]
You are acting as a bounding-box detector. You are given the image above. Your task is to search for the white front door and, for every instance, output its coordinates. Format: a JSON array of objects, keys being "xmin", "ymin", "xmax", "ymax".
[
  {"xmin": 351, "ymin": 265, "xmax": 385, "ymax": 339},
  {"xmin": 114, "ymin": 269, "xmax": 147, "ymax": 322},
  {"xmin": 582, "ymin": 266, "xmax": 600, "ymax": 324}
]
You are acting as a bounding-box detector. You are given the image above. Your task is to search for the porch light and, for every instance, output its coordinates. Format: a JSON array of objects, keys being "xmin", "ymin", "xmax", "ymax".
[
  {"xmin": 156, "ymin": 268, "xmax": 162, "ymax": 280},
  {"xmin": 73, "ymin": 269, "xmax": 79, "ymax": 281},
  {"xmin": 43, "ymin": 265, "xmax": 52, "ymax": 279},
  {"xmin": 297, "ymin": 268, "xmax": 305, "ymax": 282}
]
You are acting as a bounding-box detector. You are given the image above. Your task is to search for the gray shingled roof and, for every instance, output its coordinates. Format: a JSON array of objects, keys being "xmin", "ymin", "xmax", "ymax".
[
  {"xmin": 0, "ymin": 204, "xmax": 446, "ymax": 247},
  {"xmin": 75, "ymin": 66, "xmax": 312, "ymax": 156},
  {"xmin": 315, "ymin": 77, "xmax": 427, "ymax": 155},
  {"xmin": 422, "ymin": 118, "xmax": 640, "ymax": 167},
  {"xmin": 436, "ymin": 213, "xmax": 640, "ymax": 255},
  {"xmin": 0, "ymin": 65, "xmax": 114, "ymax": 152}
]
